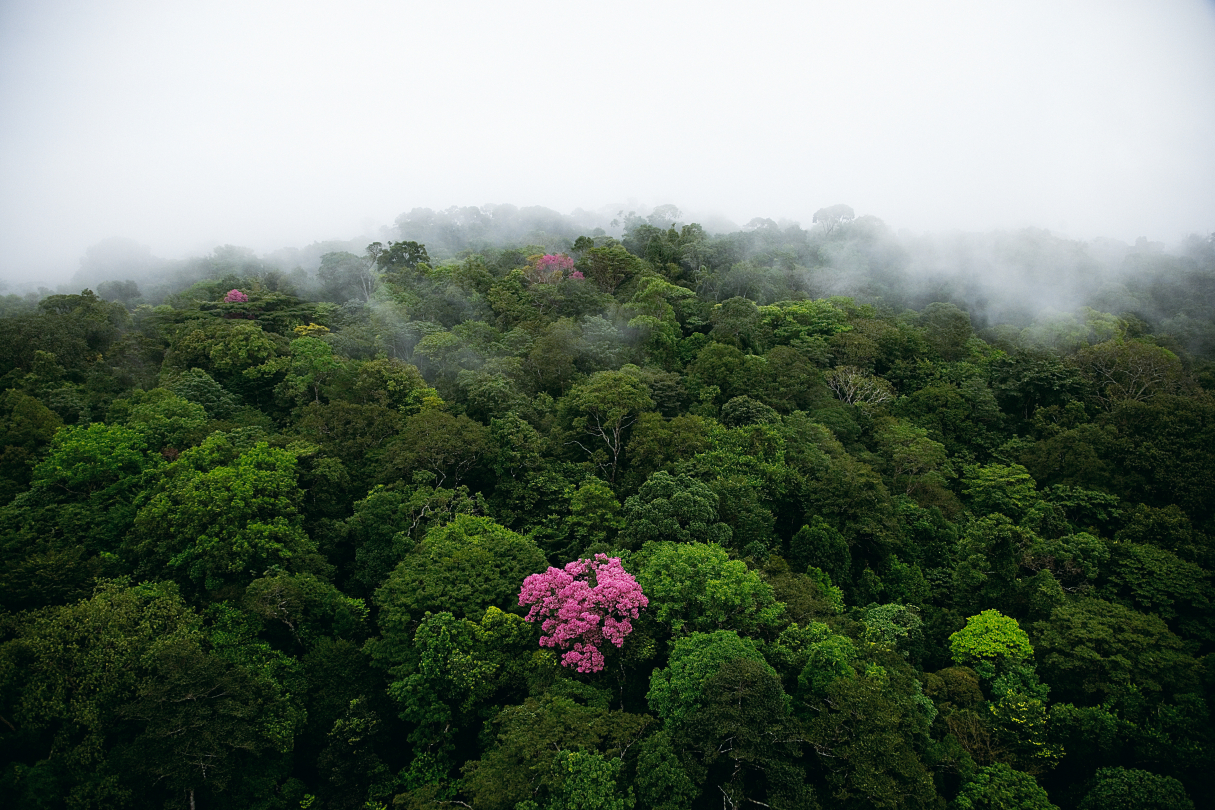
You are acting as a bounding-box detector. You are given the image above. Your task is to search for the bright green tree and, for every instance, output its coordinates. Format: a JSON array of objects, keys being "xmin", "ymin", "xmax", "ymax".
[
  {"xmin": 131, "ymin": 440, "xmax": 317, "ymax": 593},
  {"xmin": 636, "ymin": 541, "xmax": 784, "ymax": 635},
  {"xmin": 949, "ymin": 610, "xmax": 1033, "ymax": 671}
]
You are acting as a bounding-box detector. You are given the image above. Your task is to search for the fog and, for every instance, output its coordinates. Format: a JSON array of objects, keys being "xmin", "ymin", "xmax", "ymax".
[{"xmin": 2, "ymin": 0, "xmax": 1214, "ymax": 286}]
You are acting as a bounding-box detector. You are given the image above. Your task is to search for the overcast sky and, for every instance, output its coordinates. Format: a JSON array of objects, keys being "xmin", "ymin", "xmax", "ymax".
[{"xmin": 2, "ymin": 0, "xmax": 1214, "ymax": 284}]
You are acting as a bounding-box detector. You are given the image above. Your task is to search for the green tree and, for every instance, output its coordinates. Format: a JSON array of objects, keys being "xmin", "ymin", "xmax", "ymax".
[
  {"xmin": 130, "ymin": 439, "xmax": 318, "ymax": 594},
  {"xmin": 647, "ymin": 630, "xmax": 776, "ymax": 724},
  {"xmin": 372, "ymin": 515, "xmax": 545, "ymax": 667},
  {"xmin": 461, "ymin": 693, "xmax": 650, "ymax": 810},
  {"xmin": 0, "ymin": 580, "xmax": 198, "ymax": 808},
  {"xmin": 29, "ymin": 421, "xmax": 152, "ymax": 498},
  {"xmin": 950, "ymin": 610, "xmax": 1034, "ymax": 671},
  {"xmin": 273, "ymin": 335, "xmax": 346, "ymax": 406},
  {"xmin": 0, "ymin": 423, "xmax": 160, "ymax": 610},
  {"xmin": 318, "ymin": 250, "xmax": 378, "ymax": 302},
  {"xmin": 789, "ymin": 517, "xmax": 851, "ymax": 585},
  {"xmin": 0, "ymin": 581, "xmax": 303, "ymax": 808},
  {"xmin": 565, "ymin": 477, "xmax": 624, "ymax": 554},
  {"xmin": 111, "ymin": 388, "xmax": 209, "ymax": 451},
  {"xmin": 351, "ymin": 355, "xmax": 435, "ymax": 412},
  {"xmin": 1078, "ymin": 766, "xmax": 1194, "ymax": 810},
  {"xmin": 0, "ymin": 389, "xmax": 62, "ymax": 502},
  {"xmin": 989, "ymin": 349, "xmax": 1087, "ymax": 422},
  {"xmin": 874, "ymin": 418, "xmax": 951, "ymax": 496},
  {"xmin": 952, "ymin": 763, "xmax": 1057, "ymax": 810},
  {"xmin": 558, "ymin": 370, "xmax": 655, "ymax": 484},
  {"xmin": 621, "ymin": 413, "xmax": 709, "ymax": 490},
  {"xmin": 387, "ymin": 608, "xmax": 536, "ymax": 750},
  {"xmin": 952, "ymin": 515, "xmax": 1035, "ymax": 613},
  {"xmin": 582, "ymin": 244, "xmax": 645, "ymax": 293},
  {"xmin": 756, "ymin": 298, "xmax": 849, "ymax": 356},
  {"xmin": 621, "ymin": 471, "xmax": 732, "ymax": 548},
  {"xmin": 770, "ymin": 621, "xmax": 858, "ymax": 699},
  {"xmin": 344, "ymin": 482, "xmax": 483, "ymax": 597},
  {"xmin": 962, "ymin": 463, "xmax": 1039, "ymax": 521},
  {"xmin": 636, "ymin": 541, "xmax": 785, "ymax": 635},
  {"xmin": 864, "ymin": 603, "xmax": 924, "ymax": 654},
  {"xmin": 675, "ymin": 657, "xmax": 810, "ymax": 810},
  {"xmin": 544, "ymin": 750, "xmax": 634, "ymax": 810},
  {"xmin": 296, "ymin": 400, "xmax": 404, "ymax": 488},
  {"xmin": 168, "ymin": 319, "xmax": 283, "ymax": 382},
  {"xmin": 242, "ymin": 569, "xmax": 368, "ymax": 647},
  {"xmin": 115, "ymin": 625, "xmax": 302, "ymax": 809},
  {"xmin": 1099, "ymin": 541, "xmax": 1212, "ymax": 640},
  {"xmin": 1074, "ymin": 339, "xmax": 1186, "ymax": 409},
  {"xmin": 686, "ymin": 343, "xmax": 768, "ymax": 407},
  {"xmin": 374, "ymin": 239, "xmax": 431, "ymax": 274},
  {"xmin": 719, "ymin": 395, "xmax": 781, "ymax": 428},
  {"xmin": 633, "ymin": 730, "xmax": 698, "ymax": 810},
  {"xmin": 381, "ymin": 405, "xmax": 490, "ymax": 488},
  {"xmin": 803, "ymin": 674, "xmax": 939, "ymax": 809},
  {"xmin": 918, "ymin": 302, "xmax": 974, "ymax": 362},
  {"xmin": 163, "ymin": 367, "xmax": 240, "ymax": 418},
  {"xmin": 1032, "ymin": 598, "xmax": 1200, "ymax": 703}
]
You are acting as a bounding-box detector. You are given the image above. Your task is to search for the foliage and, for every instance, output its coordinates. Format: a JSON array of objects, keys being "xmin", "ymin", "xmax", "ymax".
[
  {"xmin": 621, "ymin": 471, "xmax": 732, "ymax": 548},
  {"xmin": 130, "ymin": 440, "xmax": 317, "ymax": 592},
  {"xmin": 3, "ymin": 219, "xmax": 1215, "ymax": 808},
  {"xmin": 558, "ymin": 370, "xmax": 655, "ymax": 483},
  {"xmin": 636, "ymin": 541, "xmax": 784, "ymax": 635},
  {"xmin": 373, "ymin": 515, "xmax": 546, "ymax": 665},
  {"xmin": 1077, "ymin": 766, "xmax": 1194, "ymax": 810},
  {"xmin": 461, "ymin": 693, "xmax": 650, "ymax": 810},
  {"xmin": 952, "ymin": 763, "xmax": 1057, "ymax": 810},
  {"xmin": 1031, "ymin": 598, "xmax": 1199, "ymax": 702},
  {"xmin": 647, "ymin": 630, "xmax": 777, "ymax": 724},
  {"xmin": 949, "ymin": 610, "xmax": 1033, "ymax": 669}
]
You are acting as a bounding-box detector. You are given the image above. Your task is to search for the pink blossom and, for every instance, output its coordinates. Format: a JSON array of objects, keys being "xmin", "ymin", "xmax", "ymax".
[
  {"xmin": 518, "ymin": 554, "xmax": 648, "ymax": 673},
  {"xmin": 524, "ymin": 253, "xmax": 576, "ymax": 284},
  {"xmin": 224, "ymin": 289, "xmax": 249, "ymax": 303},
  {"xmin": 536, "ymin": 254, "xmax": 575, "ymax": 274},
  {"xmin": 568, "ymin": 270, "xmax": 585, "ymax": 280}
]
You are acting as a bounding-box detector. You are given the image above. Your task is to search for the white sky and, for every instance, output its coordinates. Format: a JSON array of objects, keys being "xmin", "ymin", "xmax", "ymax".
[{"xmin": 2, "ymin": 0, "xmax": 1214, "ymax": 284}]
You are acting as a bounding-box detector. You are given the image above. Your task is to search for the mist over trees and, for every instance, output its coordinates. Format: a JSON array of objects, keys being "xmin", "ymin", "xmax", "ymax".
[{"xmin": 1, "ymin": 204, "xmax": 1213, "ymax": 810}]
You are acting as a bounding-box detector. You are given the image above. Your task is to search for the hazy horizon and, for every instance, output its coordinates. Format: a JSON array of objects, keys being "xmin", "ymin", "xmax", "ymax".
[{"xmin": 3, "ymin": 0, "xmax": 1214, "ymax": 285}]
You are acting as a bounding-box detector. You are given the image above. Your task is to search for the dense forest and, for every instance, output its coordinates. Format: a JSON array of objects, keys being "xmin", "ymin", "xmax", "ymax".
[{"xmin": 1, "ymin": 204, "xmax": 1213, "ymax": 810}]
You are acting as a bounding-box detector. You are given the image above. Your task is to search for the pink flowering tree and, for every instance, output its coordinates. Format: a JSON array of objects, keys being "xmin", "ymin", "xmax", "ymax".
[
  {"xmin": 518, "ymin": 554, "xmax": 648, "ymax": 673},
  {"xmin": 524, "ymin": 253, "xmax": 576, "ymax": 284},
  {"xmin": 224, "ymin": 289, "xmax": 249, "ymax": 303}
]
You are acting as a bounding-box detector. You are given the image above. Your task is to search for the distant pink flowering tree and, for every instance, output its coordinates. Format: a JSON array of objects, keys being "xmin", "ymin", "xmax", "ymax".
[
  {"xmin": 518, "ymin": 554, "xmax": 648, "ymax": 673},
  {"xmin": 568, "ymin": 270, "xmax": 585, "ymax": 280},
  {"xmin": 224, "ymin": 289, "xmax": 249, "ymax": 303},
  {"xmin": 524, "ymin": 253, "xmax": 576, "ymax": 284}
]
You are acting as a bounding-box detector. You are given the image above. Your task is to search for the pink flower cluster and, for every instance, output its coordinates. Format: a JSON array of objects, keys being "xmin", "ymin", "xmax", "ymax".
[
  {"xmin": 224, "ymin": 289, "xmax": 249, "ymax": 303},
  {"xmin": 536, "ymin": 254, "xmax": 575, "ymax": 275},
  {"xmin": 568, "ymin": 270, "xmax": 585, "ymax": 280},
  {"xmin": 519, "ymin": 554, "xmax": 648, "ymax": 673},
  {"xmin": 525, "ymin": 253, "xmax": 576, "ymax": 284}
]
